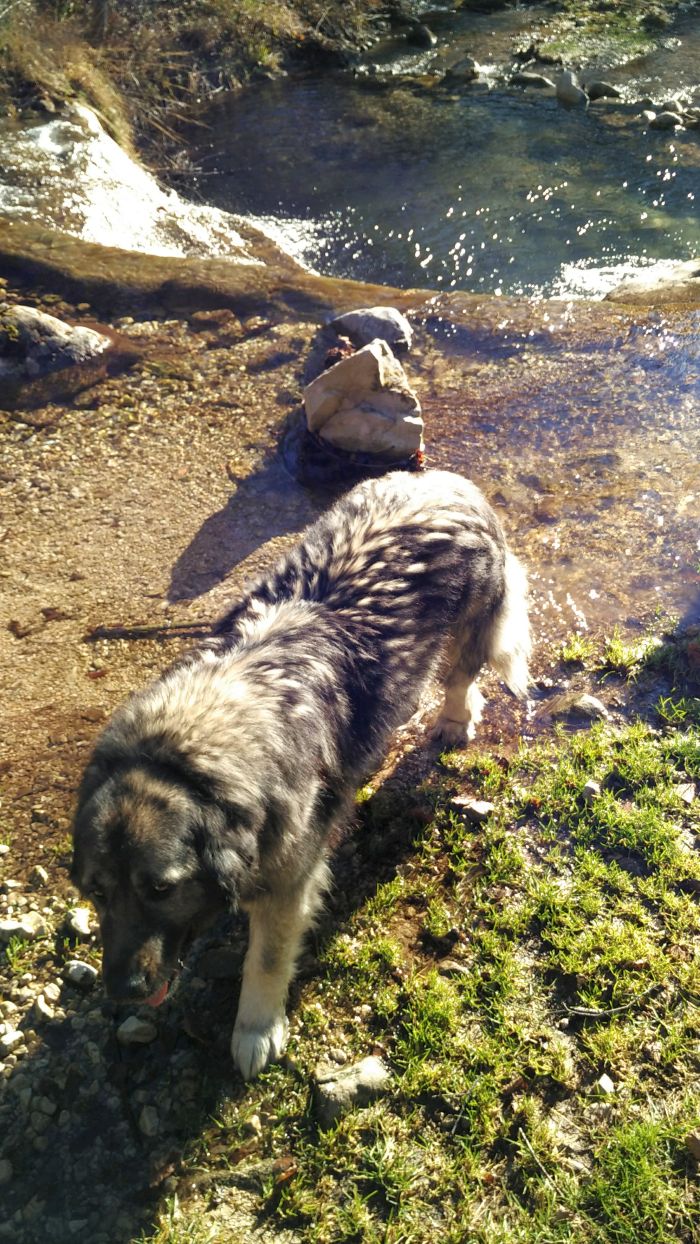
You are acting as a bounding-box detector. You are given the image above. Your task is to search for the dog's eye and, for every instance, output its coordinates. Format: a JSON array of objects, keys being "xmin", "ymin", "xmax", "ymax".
[
  {"xmin": 149, "ymin": 881, "xmax": 176, "ymax": 900},
  {"xmin": 89, "ymin": 888, "xmax": 106, "ymax": 905}
]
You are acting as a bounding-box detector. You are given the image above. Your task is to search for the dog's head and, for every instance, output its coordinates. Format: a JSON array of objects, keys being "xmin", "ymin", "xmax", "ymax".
[{"xmin": 71, "ymin": 753, "xmax": 258, "ymax": 1007}]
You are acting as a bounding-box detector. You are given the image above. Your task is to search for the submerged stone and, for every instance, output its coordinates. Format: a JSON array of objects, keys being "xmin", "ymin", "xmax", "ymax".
[{"xmin": 330, "ymin": 305, "xmax": 413, "ymax": 353}]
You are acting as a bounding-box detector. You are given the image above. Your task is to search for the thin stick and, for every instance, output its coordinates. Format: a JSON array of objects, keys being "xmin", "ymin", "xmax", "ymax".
[
  {"xmin": 84, "ymin": 622, "xmax": 211, "ymax": 642},
  {"xmin": 563, "ymin": 984, "xmax": 660, "ymax": 1019},
  {"xmin": 517, "ymin": 1128, "xmax": 558, "ymax": 1192}
]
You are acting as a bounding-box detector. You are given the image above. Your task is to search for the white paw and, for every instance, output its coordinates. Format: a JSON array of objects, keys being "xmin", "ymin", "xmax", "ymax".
[
  {"xmin": 231, "ymin": 1013, "xmax": 289, "ymax": 1080},
  {"xmin": 430, "ymin": 716, "xmax": 475, "ymax": 745}
]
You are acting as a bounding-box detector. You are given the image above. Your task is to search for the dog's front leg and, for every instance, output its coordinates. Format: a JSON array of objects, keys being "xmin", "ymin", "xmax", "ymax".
[{"xmin": 232, "ymin": 862, "xmax": 327, "ymax": 1080}]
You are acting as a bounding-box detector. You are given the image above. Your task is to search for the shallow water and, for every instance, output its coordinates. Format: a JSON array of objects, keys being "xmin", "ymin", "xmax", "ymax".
[{"xmin": 185, "ymin": 3, "xmax": 700, "ymax": 300}]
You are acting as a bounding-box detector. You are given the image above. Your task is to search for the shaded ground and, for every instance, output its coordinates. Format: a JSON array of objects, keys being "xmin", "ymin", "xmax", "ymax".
[{"xmin": 1, "ymin": 259, "xmax": 699, "ymax": 1241}]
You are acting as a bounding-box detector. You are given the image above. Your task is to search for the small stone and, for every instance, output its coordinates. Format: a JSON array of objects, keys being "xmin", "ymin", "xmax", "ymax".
[
  {"xmin": 64, "ymin": 960, "xmax": 98, "ymax": 990},
  {"xmin": 512, "ymin": 71, "xmax": 555, "ymax": 89},
  {"xmin": 330, "ymin": 306, "xmax": 413, "ymax": 354},
  {"xmin": 29, "ymin": 866, "xmax": 49, "ymax": 888},
  {"xmin": 582, "ymin": 780, "xmax": 601, "ymax": 804},
  {"xmin": 314, "ymin": 1055, "xmax": 392, "ymax": 1129},
  {"xmin": 0, "ymin": 1029, "xmax": 23, "ymax": 1055},
  {"xmin": 438, "ymin": 959, "xmax": 472, "ymax": 977},
  {"xmin": 117, "ymin": 1015, "xmax": 158, "ymax": 1046},
  {"xmin": 246, "ymin": 1113, "xmax": 263, "ymax": 1137},
  {"xmin": 586, "ymin": 80, "xmax": 621, "ymax": 101},
  {"xmin": 641, "ymin": 110, "xmax": 657, "ymax": 124},
  {"xmin": 444, "ymin": 56, "xmax": 480, "ymax": 83},
  {"xmin": 0, "ymin": 844, "xmax": 9, "ymax": 857},
  {"xmin": 33, "ymin": 995, "xmax": 55, "ymax": 1023},
  {"xmin": 545, "ymin": 692, "xmax": 609, "ymax": 723},
  {"xmin": 35, "ymin": 1095, "xmax": 57, "ymax": 1116},
  {"xmin": 685, "ymin": 1131, "xmax": 700, "ymax": 1162},
  {"xmin": 597, "ymin": 1073, "xmax": 615, "ymax": 1095},
  {"xmin": 674, "ymin": 783, "xmax": 695, "ymax": 805},
  {"xmin": 138, "ymin": 1105, "xmax": 159, "ymax": 1137},
  {"xmin": 43, "ymin": 982, "xmax": 61, "ymax": 1003},
  {"xmin": 0, "ymin": 1159, "xmax": 12, "ymax": 1185},
  {"xmin": 649, "ymin": 111, "xmax": 683, "ymax": 130},
  {"xmin": 450, "ymin": 796, "xmax": 495, "ymax": 823},
  {"xmin": 556, "ymin": 70, "xmax": 587, "ymax": 107},
  {"xmin": 0, "ymin": 911, "xmax": 46, "ymax": 942},
  {"xmin": 66, "ymin": 907, "xmax": 93, "ymax": 938}
]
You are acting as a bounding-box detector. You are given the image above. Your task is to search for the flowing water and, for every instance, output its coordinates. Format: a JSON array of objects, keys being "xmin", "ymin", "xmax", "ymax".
[{"xmin": 185, "ymin": 8, "xmax": 700, "ymax": 299}]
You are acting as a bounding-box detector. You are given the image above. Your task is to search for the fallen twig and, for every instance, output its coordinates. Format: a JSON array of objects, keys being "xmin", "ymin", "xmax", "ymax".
[
  {"xmin": 562, "ymin": 984, "xmax": 660, "ymax": 1020},
  {"xmin": 84, "ymin": 622, "xmax": 211, "ymax": 643}
]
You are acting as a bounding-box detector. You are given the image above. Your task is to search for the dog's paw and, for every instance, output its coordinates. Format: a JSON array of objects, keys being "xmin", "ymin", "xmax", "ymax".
[
  {"xmin": 430, "ymin": 716, "xmax": 475, "ymax": 746},
  {"xmin": 231, "ymin": 1013, "xmax": 289, "ymax": 1081}
]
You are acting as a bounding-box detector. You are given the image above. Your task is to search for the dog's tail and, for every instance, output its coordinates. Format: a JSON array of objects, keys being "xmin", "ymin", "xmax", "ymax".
[{"xmin": 488, "ymin": 552, "xmax": 531, "ymax": 698}]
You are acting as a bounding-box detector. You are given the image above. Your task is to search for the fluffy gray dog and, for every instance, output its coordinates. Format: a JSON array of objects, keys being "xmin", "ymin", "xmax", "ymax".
[{"xmin": 72, "ymin": 470, "xmax": 530, "ymax": 1079}]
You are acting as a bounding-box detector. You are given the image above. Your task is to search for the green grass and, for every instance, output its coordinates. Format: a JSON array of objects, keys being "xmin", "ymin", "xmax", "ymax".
[{"xmin": 135, "ymin": 712, "xmax": 700, "ymax": 1243}]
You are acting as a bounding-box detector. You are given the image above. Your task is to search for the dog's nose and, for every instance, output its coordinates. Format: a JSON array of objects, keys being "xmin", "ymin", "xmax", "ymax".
[{"xmin": 104, "ymin": 968, "xmax": 150, "ymax": 1001}]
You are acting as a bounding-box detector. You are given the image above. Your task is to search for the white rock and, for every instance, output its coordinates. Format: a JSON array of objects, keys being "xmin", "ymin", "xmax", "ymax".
[
  {"xmin": 0, "ymin": 305, "xmax": 110, "ymax": 382},
  {"xmin": 0, "ymin": 1029, "xmax": 23, "ymax": 1055},
  {"xmin": 450, "ymin": 797, "xmax": 495, "ymax": 823},
  {"xmin": 64, "ymin": 959, "xmax": 98, "ymax": 989},
  {"xmin": 556, "ymin": 71, "xmax": 587, "ymax": 107},
  {"xmin": 0, "ymin": 844, "xmax": 10, "ymax": 857},
  {"xmin": 582, "ymin": 779, "xmax": 601, "ymax": 804},
  {"xmin": 304, "ymin": 339, "xmax": 423, "ymax": 461},
  {"xmin": 33, "ymin": 995, "xmax": 55, "ymax": 1023},
  {"xmin": 330, "ymin": 306, "xmax": 413, "ymax": 353},
  {"xmin": 117, "ymin": 1015, "xmax": 158, "ymax": 1046},
  {"xmin": 597, "ymin": 1073, "xmax": 615, "ymax": 1094},
  {"xmin": 67, "ymin": 907, "xmax": 93, "ymax": 938},
  {"xmin": 138, "ymin": 1105, "xmax": 159, "ymax": 1137},
  {"xmin": 674, "ymin": 782, "xmax": 696, "ymax": 805},
  {"xmin": 0, "ymin": 911, "xmax": 46, "ymax": 942},
  {"xmin": 641, "ymin": 110, "xmax": 657, "ymax": 124},
  {"xmin": 43, "ymin": 982, "xmax": 61, "ymax": 1003},
  {"xmin": 29, "ymin": 866, "xmax": 49, "ymax": 888},
  {"xmin": 314, "ymin": 1055, "xmax": 392, "ymax": 1129}
]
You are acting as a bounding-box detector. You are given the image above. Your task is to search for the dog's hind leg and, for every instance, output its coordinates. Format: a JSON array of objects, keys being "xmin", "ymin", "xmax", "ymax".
[
  {"xmin": 431, "ymin": 637, "xmax": 486, "ymax": 746},
  {"xmin": 232, "ymin": 856, "xmax": 329, "ymax": 1080}
]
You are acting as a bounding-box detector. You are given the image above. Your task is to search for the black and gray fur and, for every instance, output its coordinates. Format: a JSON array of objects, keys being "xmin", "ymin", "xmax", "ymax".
[{"xmin": 72, "ymin": 470, "xmax": 530, "ymax": 1079}]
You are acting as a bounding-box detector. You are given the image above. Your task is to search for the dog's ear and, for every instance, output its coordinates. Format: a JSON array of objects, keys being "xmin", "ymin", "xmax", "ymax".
[{"xmin": 192, "ymin": 801, "xmax": 259, "ymax": 907}]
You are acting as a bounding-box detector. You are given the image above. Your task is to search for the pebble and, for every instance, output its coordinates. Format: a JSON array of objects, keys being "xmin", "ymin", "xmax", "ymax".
[
  {"xmin": 545, "ymin": 692, "xmax": 609, "ymax": 723},
  {"xmin": 33, "ymin": 995, "xmax": 55, "ymax": 1023},
  {"xmin": 67, "ymin": 907, "xmax": 93, "ymax": 938},
  {"xmin": 512, "ymin": 71, "xmax": 554, "ymax": 89},
  {"xmin": 117, "ymin": 1015, "xmax": 158, "ymax": 1046},
  {"xmin": 29, "ymin": 865, "xmax": 49, "ymax": 888},
  {"xmin": 64, "ymin": 959, "xmax": 98, "ymax": 989},
  {"xmin": 314, "ymin": 1055, "xmax": 392, "ymax": 1129},
  {"xmin": 0, "ymin": 1030, "xmax": 24, "ymax": 1055},
  {"xmin": 138, "ymin": 1105, "xmax": 159, "ymax": 1137},
  {"xmin": 674, "ymin": 783, "xmax": 696, "ymax": 805},
  {"xmin": 597, "ymin": 1073, "xmax": 615, "ymax": 1094},
  {"xmin": 450, "ymin": 796, "xmax": 495, "ymax": 823},
  {"xmin": 0, "ymin": 911, "xmax": 47, "ymax": 942},
  {"xmin": 582, "ymin": 779, "xmax": 601, "ymax": 804},
  {"xmin": 0, "ymin": 844, "xmax": 10, "ymax": 857}
]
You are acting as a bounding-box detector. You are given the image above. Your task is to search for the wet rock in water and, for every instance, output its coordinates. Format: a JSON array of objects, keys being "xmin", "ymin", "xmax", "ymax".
[
  {"xmin": 586, "ymin": 80, "xmax": 621, "ymax": 101},
  {"xmin": 556, "ymin": 71, "xmax": 587, "ymax": 107},
  {"xmin": 330, "ymin": 305, "xmax": 413, "ymax": 354},
  {"xmin": 303, "ymin": 339, "xmax": 424, "ymax": 461},
  {"xmin": 640, "ymin": 109, "xmax": 658, "ymax": 124},
  {"xmin": 649, "ymin": 110, "xmax": 683, "ymax": 130},
  {"xmin": 512, "ymin": 71, "xmax": 555, "ymax": 89},
  {"xmin": 407, "ymin": 22, "xmax": 436, "ymax": 49},
  {"xmin": 314, "ymin": 1055, "xmax": 392, "ymax": 1128},
  {"xmin": 606, "ymin": 259, "xmax": 700, "ymax": 306},
  {"xmin": 444, "ymin": 56, "xmax": 480, "ymax": 83},
  {"xmin": 0, "ymin": 304, "xmax": 141, "ymax": 411}
]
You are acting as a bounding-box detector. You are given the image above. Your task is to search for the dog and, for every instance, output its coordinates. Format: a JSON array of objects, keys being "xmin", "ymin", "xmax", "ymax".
[{"xmin": 72, "ymin": 469, "xmax": 530, "ymax": 1080}]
